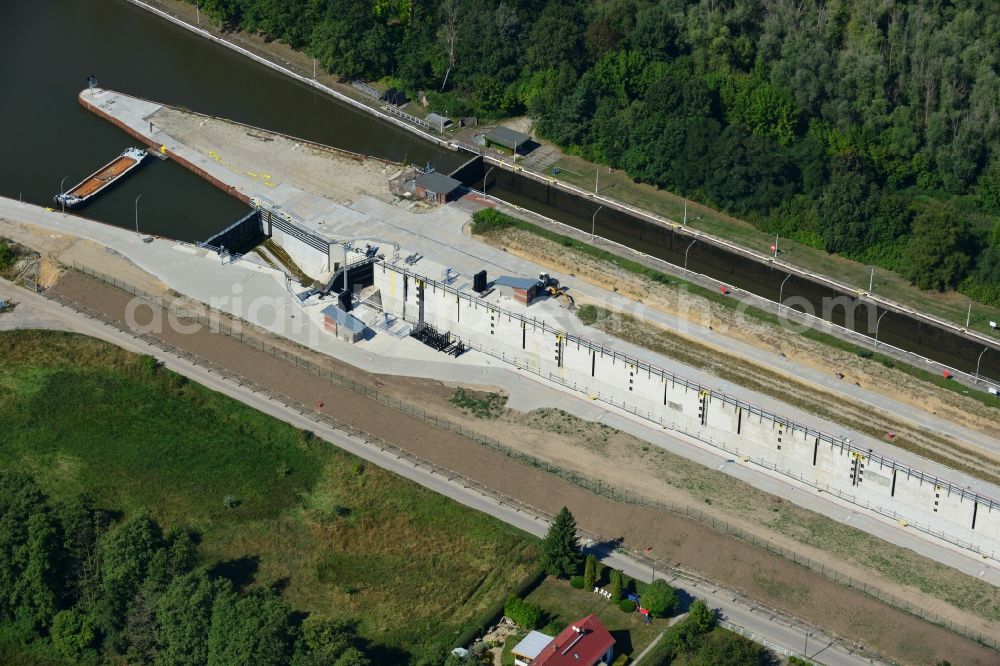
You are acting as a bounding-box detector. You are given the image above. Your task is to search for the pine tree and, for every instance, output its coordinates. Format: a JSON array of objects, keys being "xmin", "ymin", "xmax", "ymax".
[
  {"xmin": 609, "ymin": 570, "xmax": 623, "ymax": 602},
  {"xmin": 583, "ymin": 554, "xmax": 597, "ymax": 590},
  {"xmin": 541, "ymin": 507, "xmax": 582, "ymax": 577}
]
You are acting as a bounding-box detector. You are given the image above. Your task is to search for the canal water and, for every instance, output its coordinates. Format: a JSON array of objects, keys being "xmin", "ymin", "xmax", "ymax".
[
  {"xmin": 1, "ymin": 0, "xmax": 460, "ymax": 241},
  {"xmin": 2, "ymin": 0, "xmax": 997, "ymax": 381},
  {"xmin": 490, "ymin": 170, "xmax": 1000, "ymax": 381}
]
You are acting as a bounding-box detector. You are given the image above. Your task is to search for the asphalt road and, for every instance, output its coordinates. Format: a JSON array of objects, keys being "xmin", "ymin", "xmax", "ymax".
[{"xmin": 0, "ymin": 279, "xmax": 880, "ymax": 666}]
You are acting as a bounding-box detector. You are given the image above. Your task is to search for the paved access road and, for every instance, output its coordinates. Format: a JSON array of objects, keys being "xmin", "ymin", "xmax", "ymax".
[{"xmin": 0, "ymin": 279, "xmax": 879, "ymax": 666}]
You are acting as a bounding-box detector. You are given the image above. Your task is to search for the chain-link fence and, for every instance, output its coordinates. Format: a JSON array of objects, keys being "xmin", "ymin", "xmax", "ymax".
[{"xmin": 58, "ymin": 265, "xmax": 999, "ymax": 656}]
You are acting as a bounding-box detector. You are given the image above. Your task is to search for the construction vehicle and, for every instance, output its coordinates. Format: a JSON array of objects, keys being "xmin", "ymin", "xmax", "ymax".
[{"xmin": 538, "ymin": 273, "xmax": 575, "ymax": 307}]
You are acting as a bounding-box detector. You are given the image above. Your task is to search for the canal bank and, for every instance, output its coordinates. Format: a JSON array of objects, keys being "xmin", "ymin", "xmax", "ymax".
[{"xmin": 122, "ymin": 0, "xmax": 1000, "ymax": 389}]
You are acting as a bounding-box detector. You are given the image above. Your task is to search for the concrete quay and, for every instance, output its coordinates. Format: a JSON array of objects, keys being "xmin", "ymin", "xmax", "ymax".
[
  {"xmin": 77, "ymin": 88, "xmax": 1000, "ymax": 464},
  {"xmin": 55, "ymin": 90, "xmax": 1000, "ymax": 570}
]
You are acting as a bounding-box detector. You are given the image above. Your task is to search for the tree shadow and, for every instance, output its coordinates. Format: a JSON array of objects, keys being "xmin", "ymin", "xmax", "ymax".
[
  {"xmin": 673, "ymin": 587, "xmax": 696, "ymax": 614},
  {"xmin": 209, "ymin": 555, "xmax": 260, "ymax": 590},
  {"xmin": 363, "ymin": 643, "xmax": 411, "ymax": 665},
  {"xmin": 269, "ymin": 576, "xmax": 292, "ymax": 595},
  {"xmin": 583, "ymin": 536, "xmax": 624, "ymax": 560}
]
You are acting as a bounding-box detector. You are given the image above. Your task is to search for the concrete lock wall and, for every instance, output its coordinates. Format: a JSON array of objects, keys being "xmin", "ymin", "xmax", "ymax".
[{"xmin": 372, "ymin": 263, "xmax": 1000, "ymax": 557}]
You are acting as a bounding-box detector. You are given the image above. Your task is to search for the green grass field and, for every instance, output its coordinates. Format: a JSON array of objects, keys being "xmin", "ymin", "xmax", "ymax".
[
  {"xmin": 0, "ymin": 330, "xmax": 540, "ymax": 663},
  {"xmin": 524, "ymin": 577, "xmax": 661, "ymax": 659}
]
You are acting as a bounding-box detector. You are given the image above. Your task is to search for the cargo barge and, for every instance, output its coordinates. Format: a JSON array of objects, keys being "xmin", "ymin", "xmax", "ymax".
[{"xmin": 55, "ymin": 147, "xmax": 147, "ymax": 207}]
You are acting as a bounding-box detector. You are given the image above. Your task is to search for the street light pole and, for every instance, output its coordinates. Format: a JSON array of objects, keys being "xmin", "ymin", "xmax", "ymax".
[
  {"xmin": 976, "ymin": 347, "xmax": 989, "ymax": 383},
  {"xmin": 869, "ymin": 266, "xmax": 875, "ymax": 292},
  {"xmin": 804, "ymin": 630, "xmax": 813, "ymax": 658},
  {"xmin": 590, "ymin": 205, "xmax": 603, "ymax": 242},
  {"xmin": 134, "ymin": 194, "xmax": 143, "ymax": 237},
  {"xmin": 59, "ymin": 175, "xmax": 69, "ymax": 215},
  {"xmin": 595, "ymin": 166, "xmax": 599, "ymax": 194},
  {"xmin": 967, "ymin": 301, "xmax": 973, "ymax": 328},
  {"xmin": 778, "ymin": 273, "xmax": 792, "ymax": 309},
  {"xmin": 773, "ymin": 233, "xmax": 779, "ymax": 258},
  {"xmin": 874, "ymin": 310, "xmax": 888, "ymax": 348},
  {"xmin": 483, "ymin": 166, "xmax": 494, "ymax": 196},
  {"xmin": 683, "ymin": 200, "xmax": 688, "ymax": 226},
  {"xmin": 684, "ymin": 239, "xmax": 698, "ymax": 271}
]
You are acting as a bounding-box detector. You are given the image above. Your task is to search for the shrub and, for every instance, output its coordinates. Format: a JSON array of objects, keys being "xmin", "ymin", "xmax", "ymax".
[
  {"xmin": 642, "ymin": 580, "xmax": 679, "ymax": 618},
  {"xmin": 687, "ymin": 599, "xmax": 716, "ymax": 633},
  {"xmin": 223, "ymin": 495, "xmax": 239, "ymax": 509},
  {"xmin": 141, "ymin": 354, "xmax": 160, "ymax": 374},
  {"xmin": 618, "ymin": 599, "xmax": 635, "ymax": 613},
  {"xmin": 576, "ymin": 304, "xmax": 600, "ymax": 326},
  {"xmin": 609, "ymin": 570, "xmax": 623, "ymax": 601},
  {"xmin": 504, "ymin": 595, "xmax": 542, "ymax": 629},
  {"xmin": 857, "ymin": 349, "xmax": 874, "ymax": 359},
  {"xmin": 0, "ymin": 240, "xmax": 14, "ymax": 272},
  {"xmin": 583, "ymin": 554, "xmax": 597, "ymax": 590},
  {"xmin": 570, "ymin": 576, "xmax": 585, "ymax": 589},
  {"xmin": 471, "ymin": 209, "xmax": 514, "ymax": 235}
]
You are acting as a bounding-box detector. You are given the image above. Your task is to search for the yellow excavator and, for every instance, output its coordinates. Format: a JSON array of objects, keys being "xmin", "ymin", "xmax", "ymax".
[{"xmin": 538, "ymin": 273, "xmax": 575, "ymax": 307}]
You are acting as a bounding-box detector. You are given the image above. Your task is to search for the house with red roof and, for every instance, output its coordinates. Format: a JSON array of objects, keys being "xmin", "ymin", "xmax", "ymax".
[{"xmin": 529, "ymin": 614, "xmax": 615, "ymax": 666}]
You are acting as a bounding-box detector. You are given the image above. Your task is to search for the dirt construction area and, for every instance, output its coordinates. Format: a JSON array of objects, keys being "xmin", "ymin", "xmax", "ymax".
[{"xmin": 46, "ymin": 270, "xmax": 999, "ymax": 666}]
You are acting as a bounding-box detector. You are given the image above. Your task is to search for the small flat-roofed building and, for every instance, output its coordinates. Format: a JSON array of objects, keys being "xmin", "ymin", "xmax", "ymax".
[
  {"xmin": 494, "ymin": 275, "xmax": 540, "ymax": 305},
  {"xmin": 486, "ymin": 126, "xmax": 532, "ymax": 154},
  {"xmin": 512, "ymin": 630, "xmax": 554, "ymax": 666},
  {"xmin": 321, "ymin": 304, "xmax": 367, "ymax": 343},
  {"xmin": 414, "ymin": 171, "xmax": 462, "ymax": 204}
]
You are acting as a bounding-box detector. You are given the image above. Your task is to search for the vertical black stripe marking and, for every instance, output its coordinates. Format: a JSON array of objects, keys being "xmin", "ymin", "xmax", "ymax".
[
  {"xmin": 891, "ymin": 469, "xmax": 897, "ymax": 497},
  {"xmin": 972, "ymin": 501, "xmax": 979, "ymax": 530}
]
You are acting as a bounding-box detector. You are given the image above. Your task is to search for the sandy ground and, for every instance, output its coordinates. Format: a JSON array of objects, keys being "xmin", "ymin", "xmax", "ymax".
[
  {"xmin": 489, "ymin": 228, "xmax": 1000, "ymax": 440},
  {"xmin": 0, "ymin": 218, "xmax": 168, "ymax": 294},
  {"xmin": 148, "ymin": 106, "xmax": 400, "ymax": 206},
  {"xmin": 44, "ymin": 271, "xmax": 1000, "ymax": 664}
]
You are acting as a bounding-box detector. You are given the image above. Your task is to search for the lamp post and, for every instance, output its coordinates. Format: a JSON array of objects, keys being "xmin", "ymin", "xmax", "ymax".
[
  {"xmin": 804, "ymin": 630, "xmax": 813, "ymax": 658},
  {"xmin": 482, "ymin": 166, "xmax": 494, "ymax": 196},
  {"xmin": 595, "ymin": 166, "xmax": 599, "ymax": 194},
  {"xmin": 684, "ymin": 239, "xmax": 698, "ymax": 271},
  {"xmin": 976, "ymin": 347, "xmax": 989, "ymax": 384},
  {"xmin": 874, "ymin": 310, "xmax": 888, "ymax": 348},
  {"xmin": 134, "ymin": 194, "xmax": 143, "ymax": 237},
  {"xmin": 59, "ymin": 175, "xmax": 69, "ymax": 215},
  {"xmin": 778, "ymin": 273, "xmax": 792, "ymax": 309},
  {"xmin": 869, "ymin": 266, "xmax": 875, "ymax": 292},
  {"xmin": 967, "ymin": 301, "xmax": 973, "ymax": 328},
  {"xmin": 590, "ymin": 205, "xmax": 603, "ymax": 242}
]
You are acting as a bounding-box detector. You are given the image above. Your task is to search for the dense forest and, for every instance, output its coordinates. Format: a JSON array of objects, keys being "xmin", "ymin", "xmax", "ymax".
[
  {"xmin": 193, "ymin": 0, "xmax": 1000, "ymax": 307},
  {"xmin": 0, "ymin": 471, "xmax": 378, "ymax": 665}
]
